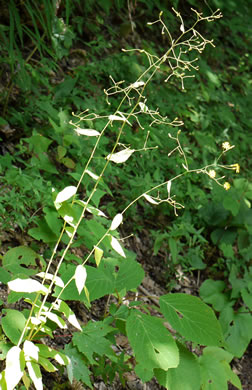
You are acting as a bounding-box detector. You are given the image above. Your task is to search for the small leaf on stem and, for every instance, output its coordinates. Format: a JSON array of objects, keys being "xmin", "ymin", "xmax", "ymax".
[{"xmin": 75, "ymin": 264, "xmax": 87, "ymax": 294}]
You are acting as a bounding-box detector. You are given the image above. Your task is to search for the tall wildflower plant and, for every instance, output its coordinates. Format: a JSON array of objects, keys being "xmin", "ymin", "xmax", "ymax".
[{"xmin": 0, "ymin": 9, "xmax": 241, "ymax": 390}]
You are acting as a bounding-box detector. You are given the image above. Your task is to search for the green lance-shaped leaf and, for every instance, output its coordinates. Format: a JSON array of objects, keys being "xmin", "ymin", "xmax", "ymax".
[
  {"xmin": 109, "ymin": 114, "xmax": 131, "ymax": 125},
  {"xmin": 159, "ymin": 293, "xmax": 224, "ymax": 346},
  {"xmin": 36, "ymin": 272, "xmax": 64, "ymax": 288},
  {"xmin": 8, "ymin": 278, "xmax": 48, "ymax": 294},
  {"xmin": 110, "ymin": 235, "xmax": 126, "ymax": 257},
  {"xmin": 41, "ymin": 311, "xmax": 67, "ymax": 329},
  {"xmin": 85, "ymin": 169, "xmax": 99, "ymax": 180},
  {"xmin": 58, "ymin": 203, "xmax": 78, "ymax": 227},
  {"xmin": 75, "ymin": 199, "xmax": 107, "ymax": 217},
  {"xmin": 55, "ymin": 186, "xmax": 77, "ymax": 205},
  {"xmin": 167, "ymin": 180, "xmax": 172, "ymax": 197},
  {"xmin": 75, "ymin": 264, "xmax": 87, "ymax": 294},
  {"xmin": 55, "ymin": 300, "xmax": 82, "ymax": 331},
  {"xmin": 94, "ymin": 246, "xmax": 103, "ymax": 267},
  {"xmin": 107, "ymin": 148, "xmax": 135, "ymax": 163},
  {"xmin": 126, "ymin": 310, "xmax": 179, "ymax": 379},
  {"xmin": 5, "ymin": 346, "xmax": 25, "ymax": 390},
  {"xmin": 38, "ymin": 356, "xmax": 57, "ymax": 372},
  {"xmin": 65, "ymin": 226, "xmax": 74, "ymax": 238},
  {"xmin": 143, "ymin": 193, "xmax": 159, "ymax": 205},
  {"xmin": 36, "ymin": 344, "xmax": 70, "ymax": 368},
  {"xmin": 27, "ymin": 361, "xmax": 43, "ymax": 390},
  {"xmin": 110, "ymin": 213, "xmax": 123, "ymax": 230},
  {"xmin": 74, "ymin": 128, "xmax": 100, "ymax": 136},
  {"xmin": 139, "ymin": 101, "xmax": 149, "ymax": 112}
]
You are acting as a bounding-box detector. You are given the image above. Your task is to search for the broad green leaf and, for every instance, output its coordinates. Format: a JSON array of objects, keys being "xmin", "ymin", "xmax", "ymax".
[
  {"xmin": 55, "ymin": 264, "xmax": 115, "ymax": 302},
  {"xmin": 55, "ymin": 186, "xmax": 77, "ymax": 204},
  {"xmin": 225, "ymin": 311, "xmax": 252, "ymax": 357},
  {"xmin": 0, "ymin": 341, "xmax": 12, "ymax": 360},
  {"xmin": 219, "ymin": 303, "xmax": 234, "ymax": 334},
  {"xmin": 110, "ymin": 236, "xmax": 126, "ymax": 257},
  {"xmin": 75, "ymin": 264, "xmax": 87, "ymax": 294},
  {"xmin": 2, "ymin": 246, "xmax": 45, "ymax": 282},
  {"xmin": 199, "ymin": 347, "xmax": 241, "ymax": 390},
  {"xmin": 241, "ymin": 287, "xmax": 252, "ymax": 310},
  {"xmin": 115, "ymin": 257, "xmax": 144, "ymax": 292},
  {"xmin": 62, "ymin": 156, "xmax": 75, "ymax": 169},
  {"xmin": 23, "ymin": 341, "xmax": 39, "ymax": 361},
  {"xmin": 28, "ymin": 219, "xmax": 58, "ymax": 243},
  {"xmin": 5, "ymin": 346, "xmax": 25, "ymax": 390},
  {"xmin": 159, "ymin": 293, "xmax": 223, "ymax": 346},
  {"xmin": 27, "ymin": 134, "xmax": 52, "ymax": 154},
  {"xmin": 65, "ymin": 344, "xmax": 92, "ymax": 387},
  {"xmin": 44, "ymin": 206, "xmax": 63, "ymax": 234},
  {"xmin": 8, "ymin": 278, "xmax": 48, "ymax": 294},
  {"xmin": 200, "ymin": 279, "xmax": 228, "ymax": 312},
  {"xmin": 126, "ymin": 310, "xmax": 179, "ymax": 375},
  {"xmin": 73, "ymin": 321, "xmax": 115, "ymax": 365},
  {"xmin": 223, "ymin": 195, "xmax": 240, "ymax": 216},
  {"xmin": 107, "ymin": 148, "xmax": 134, "ymax": 163},
  {"xmin": 94, "ymin": 246, "xmax": 103, "ymax": 266},
  {"xmin": 143, "ymin": 193, "xmax": 159, "ymax": 204},
  {"xmin": 2, "ymin": 309, "xmax": 26, "ymax": 344},
  {"xmin": 110, "ymin": 213, "xmax": 123, "ymax": 230},
  {"xmin": 75, "ymin": 128, "xmax": 100, "ymax": 136},
  {"xmin": 134, "ymin": 364, "xmax": 153, "ymax": 383},
  {"xmin": 57, "ymin": 145, "xmax": 67, "ymax": 159},
  {"xmin": 36, "ymin": 272, "xmax": 64, "ymax": 288},
  {"xmin": 0, "ymin": 267, "xmax": 12, "ymax": 284},
  {"xmin": 27, "ymin": 361, "xmax": 43, "ymax": 390},
  {"xmin": 155, "ymin": 342, "xmax": 201, "ymax": 390},
  {"xmin": 86, "ymin": 263, "xmax": 115, "ymax": 301}
]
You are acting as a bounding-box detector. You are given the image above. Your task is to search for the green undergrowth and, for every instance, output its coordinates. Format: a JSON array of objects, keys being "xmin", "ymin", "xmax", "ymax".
[{"xmin": 0, "ymin": 1, "xmax": 251, "ymax": 389}]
